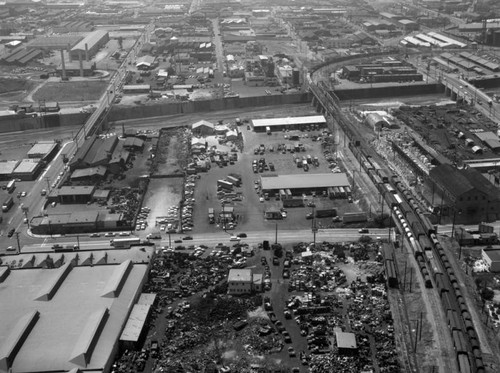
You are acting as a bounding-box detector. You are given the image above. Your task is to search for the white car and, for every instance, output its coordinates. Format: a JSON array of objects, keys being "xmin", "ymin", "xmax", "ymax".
[
  {"xmin": 119, "ymin": 232, "xmax": 130, "ymax": 236},
  {"xmin": 160, "ymin": 225, "xmax": 166, "ymax": 231},
  {"xmin": 259, "ymin": 197, "xmax": 264, "ymax": 202},
  {"xmin": 21, "ymin": 191, "xmax": 26, "ymax": 197},
  {"xmin": 229, "ymin": 236, "xmax": 240, "ymax": 242}
]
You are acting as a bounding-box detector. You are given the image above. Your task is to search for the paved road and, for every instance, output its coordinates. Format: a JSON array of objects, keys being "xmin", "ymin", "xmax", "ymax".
[{"xmin": 18, "ymin": 228, "xmax": 391, "ymax": 253}]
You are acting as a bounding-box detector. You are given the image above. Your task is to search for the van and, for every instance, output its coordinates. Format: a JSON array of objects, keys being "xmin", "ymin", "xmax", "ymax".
[{"xmin": 51, "ymin": 201, "xmax": 57, "ymax": 208}]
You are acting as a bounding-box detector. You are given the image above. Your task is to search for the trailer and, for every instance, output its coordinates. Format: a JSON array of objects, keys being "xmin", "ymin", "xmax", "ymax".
[
  {"xmin": 343, "ymin": 212, "xmax": 368, "ymax": 223},
  {"xmin": 217, "ymin": 180, "xmax": 233, "ymax": 190},
  {"xmin": 226, "ymin": 176, "xmax": 241, "ymax": 187},
  {"xmin": 315, "ymin": 209, "xmax": 337, "ymax": 218},
  {"xmin": 110, "ymin": 237, "xmax": 141, "ymax": 248}
]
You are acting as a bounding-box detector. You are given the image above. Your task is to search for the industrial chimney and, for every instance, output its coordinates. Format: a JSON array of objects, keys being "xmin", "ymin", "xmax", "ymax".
[
  {"xmin": 85, "ymin": 43, "xmax": 89, "ymax": 61},
  {"xmin": 60, "ymin": 49, "xmax": 67, "ymax": 80},
  {"xmin": 78, "ymin": 50, "xmax": 84, "ymax": 77}
]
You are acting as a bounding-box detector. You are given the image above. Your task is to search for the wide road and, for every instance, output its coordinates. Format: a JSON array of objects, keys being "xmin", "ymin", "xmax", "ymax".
[{"xmin": 19, "ymin": 228, "xmax": 391, "ymax": 253}]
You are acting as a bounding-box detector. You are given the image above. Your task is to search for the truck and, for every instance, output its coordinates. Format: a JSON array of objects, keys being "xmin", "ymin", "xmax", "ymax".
[
  {"xmin": 266, "ymin": 126, "xmax": 271, "ymax": 135},
  {"xmin": 110, "ymin": 237, "xmax": 141, "ymax": 248},
  {"xmin": 2, "ymin": 196, "xmax": 13, "ymax": 212},
  {"xmin": 6, "ymin": 180, "xmax": 15, "ymax": 193},
  {"xmin": 208, "ymin": 208, "xmax": 215, "ymax": 224}
]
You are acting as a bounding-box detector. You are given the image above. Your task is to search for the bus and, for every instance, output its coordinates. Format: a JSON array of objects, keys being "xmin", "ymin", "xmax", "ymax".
[
  {"xmin": 2, "ymin": 196, "xmax": 14, "ymax": 212},
  {"xmin": 6, "ymin": 180, "xmax": 15, "ymax": 193}
]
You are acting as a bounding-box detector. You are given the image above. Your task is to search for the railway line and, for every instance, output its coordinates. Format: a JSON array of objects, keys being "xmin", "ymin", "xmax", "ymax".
[{"xmin": 309, "ymin": 81, "xmax": 487, "ymax": 373}]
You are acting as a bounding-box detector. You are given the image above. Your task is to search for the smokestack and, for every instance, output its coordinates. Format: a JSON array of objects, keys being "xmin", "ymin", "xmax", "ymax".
[
  {"xmin": 68, "ymin": 43, "xmax": 72, "ymax": 62},
  {"xmin": 60, "ymin": 49, "xmax": 66, "ymax": 80},
  {"xmin": 85, "ymin": 43, "xmax": 89, "ymax": 61},
  {"xmin": 78, "ymin": 50, "xmax": 84, "ymax": 77}
]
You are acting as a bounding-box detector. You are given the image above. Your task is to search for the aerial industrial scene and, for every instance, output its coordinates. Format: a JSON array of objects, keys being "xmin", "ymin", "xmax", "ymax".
[{"xmin": 1, "ymin": 0, "xmax": 500, "ymax": 372}]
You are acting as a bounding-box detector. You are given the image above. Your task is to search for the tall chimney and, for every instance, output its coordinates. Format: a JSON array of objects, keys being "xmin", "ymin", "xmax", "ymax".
[
  {"xmin": 68, "ymin": 43, "xmax": 72, "ymax": 62},
  {"xmin": 60, "ymin": 49, "xmax": 66, "ymax": 80},
  {"xmin": 78, "ymin": 50, "xmax": 84, "ymax": 77},
  {"xmin": 85, "ymin": 43, "xmax": 89, "ymax": 61}
]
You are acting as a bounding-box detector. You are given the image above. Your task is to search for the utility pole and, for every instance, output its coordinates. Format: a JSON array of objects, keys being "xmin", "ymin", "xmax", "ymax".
[
  {"xmin": 45, "ymin": 176, "xmax": 51, "ymax": 191},
  {"xmin": 275, "ymin": 223, "xmax": 278, "ymax": 244},
  {"xmin": 15, "ymin": 232, "xmax": 21, "ymax": 252}
]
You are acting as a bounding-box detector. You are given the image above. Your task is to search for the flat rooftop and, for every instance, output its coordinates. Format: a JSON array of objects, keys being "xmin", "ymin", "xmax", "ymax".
[
  {"xmin": 252, "ymin": 115, "xmax": 326, "ymax": 128},
  {"xmin": 0, "ymin": 263, "xmax": 148, "ymax": 372},
  {"xmin": 260, "ymin": 173, "xmax": 349, "ymax": 190}
]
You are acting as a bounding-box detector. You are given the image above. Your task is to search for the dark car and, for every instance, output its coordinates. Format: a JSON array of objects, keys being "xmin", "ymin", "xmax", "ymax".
[
  {"xmin": 174, "ymin": 239, "xmax": 183, "ymax": 243},
  {"xmin": 237, "ymin": 233, "xmax": 247, "ymax": 238},
  {"xmin": 7, "ymin": 228, "xmax": 15, "ymax": 237},
  {"xmin": 183, "ymin": 236, "xmax": 193, "ymax": 240}
]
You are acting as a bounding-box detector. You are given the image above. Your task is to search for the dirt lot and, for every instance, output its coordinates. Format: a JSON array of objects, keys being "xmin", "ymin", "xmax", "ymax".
[{"xmin": 32, "ymin": 80, "xmax": 108, "ymax": 102}]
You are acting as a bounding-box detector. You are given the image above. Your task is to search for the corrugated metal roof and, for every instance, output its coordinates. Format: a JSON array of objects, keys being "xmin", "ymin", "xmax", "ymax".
[
  {"xmin": 71, "ymin": 30, "xmax": 108, "ymax": 52},
  {"xmin": 261, "ymin": 173, "xmax": 349, "ymax": 190},
  {"xmin": 252, "ymin": 115, "xmax": 326, "ymax": 128}
]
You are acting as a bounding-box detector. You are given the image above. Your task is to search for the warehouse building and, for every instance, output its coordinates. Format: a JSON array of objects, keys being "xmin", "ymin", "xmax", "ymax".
[
  {"xmin": 119, "ymin": 303, "xmax": 152, "ymax": 350},
  {"xmin": 12, "ymin": 159, "xmax": 43, "ymax": 181},
  {"xmin": 69, "ymin": 135, "xmax": 119, "ymax": 170},
  {"xmin": 260, "ymin": 173, "xmax": 349, "ymax": 197},
  {"xmin": 336, "ymin": 331, "xmax": 357, "ymax": 355},
  {"xmin": 27, "ymin": 141, "xmax": 59, "ymax": 160},
  {"xmin": 0, "ymin": 261, "xmax": 149, "ymax": 373},
  {"xmin": 252, "ymin": 115, "xmax": 326, "ymax": 132},
  {"xmin": 429, "ymin": 164, "xmax": 500, "ymax": 223},
  {"xmin": 26, "ymin": 35, "xmax": 83, "ymax": 51},
  {"xmin": 482, "ymin": 248, "xmax": 500, "ymax": 272},
  {"xmin": 0, "ymin": 160, "xmax": 19, "ymax": 180},
  {"xmin": 30, "ymin": 210, "xmax": 128, "ymax": 235},
  {"xmin": 70, "ymin": 30, "xmax": 109, "ymax": 61},
  {"xmin": 70, "ymin": 166, "xmax": 108, "ymax": 181},
  {"xmin": 57, "ymin": 185, "xmax": 95, "ymax": 204}
]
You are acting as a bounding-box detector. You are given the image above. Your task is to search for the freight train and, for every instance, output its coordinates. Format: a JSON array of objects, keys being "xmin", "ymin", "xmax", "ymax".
[{"xmin": 349, "ymin": 141, "xmax": 484, "ymax": 373}]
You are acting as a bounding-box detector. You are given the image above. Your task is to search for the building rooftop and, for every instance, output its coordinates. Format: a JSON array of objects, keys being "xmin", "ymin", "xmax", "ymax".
[
  {"xmin": 0, "ymin": 263, "xmax": 148, "ymax": 372},
  {"xmin": 27, "ymin": 141, "xmax": 57, "ymax": 157},
  {"xmin": 228, "ymin": 268, "xmax": 252, "ymax": 282},
  {"xmin": 119, "ymin": 304, "xmax": 150, "ymax": 342},
  {"xmin": 335, "ymin": 331, "xmax": 357, "ymax": 349},
  {"xmin": 0, "ymin": 160, "xmax": 19, "ymax": 175},
  {"xmin": 484, "ymin": 249, "xmax": 500, "ymax": 262},
  {"xmin": 12, "ymin": 159, "xmax": 40, "ymax": 174},
  {"xmin": 252, "ymin": 115, "xmax": 326, "ymax": 128},
  {"xmin": 71, "ymin": 30, "xmax": 108, "ymax": 52},
  {"xmin": 261, "ymin": 173, "xmax": 349, "ymax": 190},
  {"xmin": 58, "ymin": 185, "xmax": 95, "ymax": 196}
]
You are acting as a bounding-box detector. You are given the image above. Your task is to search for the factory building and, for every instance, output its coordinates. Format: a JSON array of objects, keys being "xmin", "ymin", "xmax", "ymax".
[
  {"xmin": 0, "ymin": 260, "xmax": 150, "ymax": 373},
  {"xmin": 482, "ymin": 249, "xmax": 500, "ymax": 272},
  {"xmin": 260, "ymin": 173, "xmax": 350, "ymax": 197},
  {"xmin": 70, "ymin": 30, "xmax": 109, "ymax": 61},
  {"xmin": 252, "ymin": 115, "xmax": 326, "ymax": 132},
  {"xmin": 12, "ymin": 159, "xmax": 43, "ymax": 181}
]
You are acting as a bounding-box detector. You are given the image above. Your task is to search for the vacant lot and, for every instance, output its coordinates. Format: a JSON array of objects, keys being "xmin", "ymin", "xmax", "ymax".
[
  {"xmin": 32, "ymin": 80, "xmax": 107, "ymax": 102},
  {"xmin": 0, "ymin": 77, "xmax": 34, "ymax": 95}
]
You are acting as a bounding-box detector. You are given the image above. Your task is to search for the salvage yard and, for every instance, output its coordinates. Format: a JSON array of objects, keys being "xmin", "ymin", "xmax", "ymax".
[{"xmin": 115, "ymin": 238, "xmax": 402, "ymax": 373}]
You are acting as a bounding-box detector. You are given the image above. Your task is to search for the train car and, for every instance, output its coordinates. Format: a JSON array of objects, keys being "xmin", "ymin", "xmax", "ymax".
[
  {"xmin": 385, "ymin": 192, "xmax": 398, "ymax": 208},
  {"xmin": 435, "ymin": 272, "xmax": 449, "ymax": 296},
  {"xmin": 362, "ymin": 160, "xmax": 373, "ymax": 172},
  {"xmin": 457, "ymin": 354, "xmax": 471, "ymax": 373},
  {"xmin": 385, "ymin": 259, "xmax": 398, "ymax": 288},
  {"xmin": 430, "ymin": 233, "xmax": 440, "ymax": 246},
  {"xmin": 452, "ymin": 330, "xmax": 468, "ymax": 354},
  {"xmin": 378, "ymin": 169, "xmax": 390, "ymax": 183},
  {"xmin": 447, "ymin": 309, "xmax": 462, "ymax": 331},
  {"xmin": 419, "ymin": 235, "xmax": 433, "ymax": 251},
  {"xmin": 442, "ymin": 291, "xmax": 454, "ymax": 312},
  {"xmin": 411, "ymin": 220, "xmax": 426, "ymax": 238},
  {"xmin": 420, "ymin": 214, "xmax": 436, "ymax": 235},
  {"xmin": 369, "ymin": 158, "xmax": 382, "ymax": 174},
  {"xmin": 394, "ymin": 193, "xmax": 403, "ymax": 206},
  {"xmin": 384, "ymin": 184, "xmax": 396, "ymax": 194}
]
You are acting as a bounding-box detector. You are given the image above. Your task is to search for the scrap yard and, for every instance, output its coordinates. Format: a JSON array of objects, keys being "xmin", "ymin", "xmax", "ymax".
[{"xmin": 2, "ymin": 0, "xmax": 500, "ymax": 373}]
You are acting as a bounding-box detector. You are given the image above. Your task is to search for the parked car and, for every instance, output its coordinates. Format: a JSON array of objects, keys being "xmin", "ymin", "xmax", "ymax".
[
  {"xmin": 358, "ymin": 228, "xmax": 369, "ymax": 234},
  {"xmin": 7, "ymin": 228, "xmax": 15, "ymax": 237},
  {"xmin": 183, "ymin": 236, "xmax": 193, "ymax": 240}
]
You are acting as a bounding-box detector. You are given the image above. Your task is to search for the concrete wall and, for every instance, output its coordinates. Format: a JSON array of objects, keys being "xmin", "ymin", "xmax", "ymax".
[
  {"xmin": 333, "ymin": 83, "xmax": 444, "ymax": 101},
  {"xmin": 0, "ymin": 112, "xmax": 89, "ymax": 134},
  {"xmin": 108, "ymin": 93, "xmax": 312, "ymax": 122}
]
